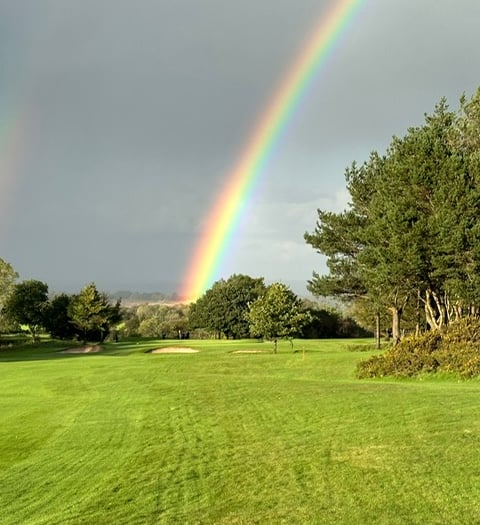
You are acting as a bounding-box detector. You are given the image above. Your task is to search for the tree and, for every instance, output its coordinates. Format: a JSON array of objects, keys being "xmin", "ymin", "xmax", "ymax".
[
  {"xmin": 0, "ymin": 258, "xmax": 18, "ymax": 333},
  {"xmin": 68, "ymin": 283, "xmax": 122, "ymax": 343},
  {"xmin": 135, "ymin": 304, "xmax": 189, "ymax": 338},
  {"xmin": 0, "ymin": 258, "xmax": 18, "ymax": 316},
  {"xmin": 300, "ymin": 302, "xmax": 340, "ymax": 339},
  {"xmin": 43, "ymin": 294, "xmax": 77, "ymax": 340},
  {"xmin": 305, "ymin": 156, "xmax": 386, "ymax": 343},
  {"xmin": 2, "ymin": 280, "xmax": 49, "ymax": 341},
  {"xmin": 189, "ymin": 274, "xmax": 266, "ymax": 339},
  {"xmin": 120, "ymin": 307, "xmax": 140, "ymax": 337},
  {"xmin": 247, "ymin": 283, "xmax": 311, "ymax": 353},
  {"xmin": 305, "ymin": 94, "xmax": 480, "ymax": 342}
]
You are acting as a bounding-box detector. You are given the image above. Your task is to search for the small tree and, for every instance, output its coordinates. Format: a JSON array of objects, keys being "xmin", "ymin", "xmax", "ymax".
[
  {"xmin": 247, "ymin": 283, "xmax": 311, "ymax": 353},
  {"xmin": 2, "ymin": 280, "xmax": 49, "ymax": 341},
  {"xmin": 68, "ymin": 283, "xmax": 122, "ymax": 343}
]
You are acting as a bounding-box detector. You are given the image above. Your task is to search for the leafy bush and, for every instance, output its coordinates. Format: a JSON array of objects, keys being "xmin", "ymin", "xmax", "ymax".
[{"xmin": 357, "ymin": 320, "xmax": 480, "ymax": 379}]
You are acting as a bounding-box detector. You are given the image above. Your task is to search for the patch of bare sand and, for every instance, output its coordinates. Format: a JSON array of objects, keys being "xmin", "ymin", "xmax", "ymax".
[
  {"xmin": 60, "ymin": 345, "xmax": 102, "ymax": 354},
  {"xmin": 151, "ymin": 347, "xmax": 199, "ymax": 354},
  {"xmin": 232, "ymin": 349, "xmax": 267, "ymax": 354}
]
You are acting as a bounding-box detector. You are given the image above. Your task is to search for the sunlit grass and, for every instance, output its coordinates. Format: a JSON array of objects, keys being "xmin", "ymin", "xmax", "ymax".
[{"xmin": 1, "ymin": 338, "xmax": 480, "ymax": 524}]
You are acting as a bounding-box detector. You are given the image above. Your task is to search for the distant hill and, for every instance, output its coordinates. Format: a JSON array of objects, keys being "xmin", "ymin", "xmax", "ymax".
[
  {"xmin": 109, "ymin": 290, "xmax": 179, "ymax": 305},
  {"xmin": 108, "ymin": 281, "xmax": 347, "ymax": 310}
]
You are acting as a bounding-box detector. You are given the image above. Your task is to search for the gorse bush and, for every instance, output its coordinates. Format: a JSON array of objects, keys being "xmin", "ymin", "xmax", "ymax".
[
  {"xmin": 441, "ymin": 316, "xmax": 480, "ymax": 344},
  {"xmin": 357, "ymin": 317, "xmax": 480, "ymax": 379},
  {"xmin": 435, "ymin": 318, "xmax": 480, "ymax": 378},
  {"xmin": 357, "ymin": 331, "xmax": 441, "ymax": 378},
  {"xmin": 436, "ymin": 342, "xmax": 480, "ymax": 378}
]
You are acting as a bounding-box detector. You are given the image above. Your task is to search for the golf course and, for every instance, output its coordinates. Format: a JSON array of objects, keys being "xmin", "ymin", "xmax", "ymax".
[{"xmin": 2, "ymin": 338, "xmax": 480, "ymax": 524}]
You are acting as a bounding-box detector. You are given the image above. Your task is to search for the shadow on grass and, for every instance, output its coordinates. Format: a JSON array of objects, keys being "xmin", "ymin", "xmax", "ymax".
[
  {"xmin": 0, "ymin": 341, "xmax": 121, "ymax": 362},
  {"xmin": 0, "ymin": 336, "xmax": 172, "ymax": 362}
]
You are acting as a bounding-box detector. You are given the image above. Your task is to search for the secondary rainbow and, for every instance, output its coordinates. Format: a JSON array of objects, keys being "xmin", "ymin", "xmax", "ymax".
[{"xmin": 180, "ymin": 0, "xmax": 364, "ymax": 302}]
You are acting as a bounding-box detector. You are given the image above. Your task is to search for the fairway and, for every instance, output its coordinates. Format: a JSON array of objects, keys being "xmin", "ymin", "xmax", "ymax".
[{"xmin": 1, "ymin": 339, "xmax": 480, "ymax": 524}]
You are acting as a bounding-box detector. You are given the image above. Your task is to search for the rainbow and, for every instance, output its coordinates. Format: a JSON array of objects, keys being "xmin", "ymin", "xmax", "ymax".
[{"xmin": 180, "ymin": 0, "xmax": 364, "ymax": 302}]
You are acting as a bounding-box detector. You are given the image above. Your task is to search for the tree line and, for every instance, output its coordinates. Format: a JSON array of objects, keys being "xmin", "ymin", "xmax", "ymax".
[
  {"xmin": 1, "ymin": 278, "xmax": 121, "ymax": 343},
  {"xmin": 305, "ymin": 88, "xmax": 480, "ymax": 345},
  {"xmin": 0, "ymin": 263, "xmax": 367, "ymax": 345},
  {"xmin": 125, "ymin": 275, "xmax": 368, "ymax": 348}
]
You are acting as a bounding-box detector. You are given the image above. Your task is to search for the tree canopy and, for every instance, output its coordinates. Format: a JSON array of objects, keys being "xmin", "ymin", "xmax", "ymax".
[
  {"xmin": 306, "ymin": 88, "xmax": 480, "ymax": 343},
  {"xmin": 3, "ymin": 280, "xmax": 49, "ymax": 341},
  {"xmin": 136, "ymin": 303, "xmax": 188, "ymax": 339},
  {"xmin": 0, "ymin": 258, "xmax": 18, "ymax": 308},
  {"xmin": 68, "ymin": 283, "xmax": 122, "ymax": 342},
  {"xmin": 189, "ymin": 274, "xmax": 266, "ymax": 339},
  {"xmin": 43, "ymin": 293, "xmax": 77, "ymax": 340},
  {"xmin": 247, "ymin": 283, "xmax": 311, "ymax": 352},
  {"xmin": 0, "ymin": 258, "xmax": 19, "ymax": 332}
]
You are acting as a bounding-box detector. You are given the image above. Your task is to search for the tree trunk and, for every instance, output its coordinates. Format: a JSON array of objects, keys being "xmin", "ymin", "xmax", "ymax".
[
  {"xmin": 375, "ymin": 312, "xmax": 381, "ymax": 350},
  {"xmin": 415, "ymin": 290, "xmax": 421, "ymax": 337},
  {"xmin": 431, "ymin": 290, "xmax": 447, "ymax": 328},
  {"xmin": 29, "ymin": 325, "xmax": 39, "ymax": 343},
  {"xmin": 423, "ymin": 289, "xmax": 441, "ymax": 331},
  {"xmin": 391, "ymin": 307, "xmax": 402, "ymax": 346}
]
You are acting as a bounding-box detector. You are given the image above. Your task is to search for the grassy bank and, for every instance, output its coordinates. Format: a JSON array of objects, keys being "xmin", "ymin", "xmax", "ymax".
[{"xmin": 1, "ymin": 338, "xmax": 479, "ymax": 524}]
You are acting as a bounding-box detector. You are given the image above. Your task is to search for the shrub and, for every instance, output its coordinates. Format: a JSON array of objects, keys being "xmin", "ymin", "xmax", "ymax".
[
  {"xmin": 356, "ymin": 322, "xmax": 480, "ymax": 379},
  {"xmin": 356, "ymin": 354, "xmax": 390, "ymax": 378},
  {"xmin": 441, "ymin": 316, "xmax": 480, "ymax": 344},
  {"xmin": 436, "ymin": 341, "xmax": 480, "ymax": 379},
  {"xmin": 357, "ymin": 331, "xmax": 441, "ymax": 379}
]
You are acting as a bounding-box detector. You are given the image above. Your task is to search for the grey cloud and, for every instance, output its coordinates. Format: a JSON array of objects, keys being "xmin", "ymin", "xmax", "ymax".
[{"xmin": 2, "ymin": 0, "xmax": 480, "ymax": 293}]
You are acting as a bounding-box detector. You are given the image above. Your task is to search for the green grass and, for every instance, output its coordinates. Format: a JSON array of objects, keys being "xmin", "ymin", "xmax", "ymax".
[{"xmin": 1, "ymin": 338, "xmax": 480, "ymax": 524}]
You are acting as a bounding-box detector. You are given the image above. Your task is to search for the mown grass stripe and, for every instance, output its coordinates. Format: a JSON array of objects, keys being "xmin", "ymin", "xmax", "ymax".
[{"xmin": 1, "ymin": 339, "xmax": 480, "ymax": 523}]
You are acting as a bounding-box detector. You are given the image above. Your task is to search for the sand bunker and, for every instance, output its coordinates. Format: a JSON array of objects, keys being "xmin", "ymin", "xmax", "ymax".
[
  {"xmin": 232, "ymin": 350, "xmax": 267, "ymax": 354},
  {"xmin": 60, "ymin": 345, "xmax": 102, "ymax": 354},
  {"xmin": 151, "ymin": 347, "xmax": 199, "ymax": 354}
]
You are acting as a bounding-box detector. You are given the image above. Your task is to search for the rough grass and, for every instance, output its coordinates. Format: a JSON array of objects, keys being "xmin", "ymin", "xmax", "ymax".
[{"xmin": 1, "ymin": 338, "xmax": 480, "ymax": 524}]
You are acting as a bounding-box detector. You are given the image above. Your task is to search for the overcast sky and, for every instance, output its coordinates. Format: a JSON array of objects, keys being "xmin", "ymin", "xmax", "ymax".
[{"xmin": 1, "ymin": 0, "xmax": 479, "ymax": 296}]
